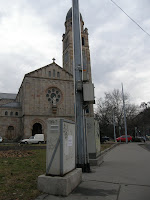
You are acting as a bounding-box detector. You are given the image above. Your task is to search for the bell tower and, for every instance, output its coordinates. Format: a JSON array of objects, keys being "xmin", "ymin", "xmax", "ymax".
[{"xmin": 62, "ymin": 8, "xmax": 92, "ymax": 82}]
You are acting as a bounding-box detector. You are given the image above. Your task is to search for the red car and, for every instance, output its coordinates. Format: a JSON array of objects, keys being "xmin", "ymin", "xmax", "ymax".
[{"xmin": 116, "ymin": 135, "xmax": 132, "ymax": 142}]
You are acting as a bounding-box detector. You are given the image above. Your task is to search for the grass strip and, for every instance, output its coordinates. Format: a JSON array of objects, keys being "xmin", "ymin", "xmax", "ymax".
[
  {"xmin": 0, "ymin": 143, "xmax": 114, "ymax": 200},
  {"xmin": 0, "ymin": 149, "xmax": 46, "ymax": 200},
  {"xmin": 101, "ymin": 143, "xmax": 115, "ymax": 151}
]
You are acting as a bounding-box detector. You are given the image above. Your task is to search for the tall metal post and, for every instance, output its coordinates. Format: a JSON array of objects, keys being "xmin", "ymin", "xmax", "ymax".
[
  {"xmin": 119, "ymin": 126, "xmax": 121, "ymax": 142},
  {"xmin": 121, "ymin": 83, "xmax": 128, "ymax": 144},
  {"xmin": 113, "ymin": 108, "xmax": 116, "ymax": 142},
  {"xmin": 135, "ymin": 127, "xmax": 137, "ymax": 138},
  {"xmin": 72, "ymin": 0, "xmax": 89, "ymax": 171}
]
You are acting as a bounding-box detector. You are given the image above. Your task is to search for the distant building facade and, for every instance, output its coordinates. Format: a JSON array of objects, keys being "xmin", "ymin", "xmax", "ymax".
[{"xmin": 0, "ymin": 8, "xmax": 94, "ymax": 141}]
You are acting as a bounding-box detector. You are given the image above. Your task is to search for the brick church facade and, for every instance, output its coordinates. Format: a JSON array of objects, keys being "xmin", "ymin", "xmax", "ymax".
[{"xmin": 0, "ymin": 8, "xmax": 94, "ymax": 141}]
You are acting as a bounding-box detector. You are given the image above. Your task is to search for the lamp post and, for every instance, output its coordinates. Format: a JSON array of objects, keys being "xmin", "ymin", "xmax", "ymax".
[
  {"xmin": 135, "ymin": 127, "xmax": 137, "ymax": 138},
  {"xmin": 121, "ymin": 83, "xmax": 128, "ymax": 144},
  {"xmin": 119, "ymin": 126, "xmax": 121, "ymax": 142},
  {"xmin": 113, "ymin": 107, "xmax": 116, "ymax": 142}
]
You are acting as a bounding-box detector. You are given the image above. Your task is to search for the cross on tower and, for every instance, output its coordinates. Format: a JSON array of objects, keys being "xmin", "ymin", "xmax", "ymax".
[{"xmin": 52, "ymin": 58, "xmax": 56, "ymax": 63}]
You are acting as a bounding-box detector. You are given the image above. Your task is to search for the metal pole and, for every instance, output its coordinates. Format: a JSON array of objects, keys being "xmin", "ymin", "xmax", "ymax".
[
  {"xmin": 113, "ymin": 108, "xmax": 116, "ymax": 142},
  {"xmin": 84, "ymin": 112, "xmax": 90, "ymax": 172},
  {"xmin": 119, "ymin": 126, "xmax": 121, "ymax": 142},
  {"xmin": 121, "ymin": 83, "xmax": 128, "ymax": 144},
  {"xmin": 135, "ymin": 127, "xmax": 137, "ymax": 138},
  {"xmin": 72, "ymin": 0, "xmax": 89, "ymax": 171}
]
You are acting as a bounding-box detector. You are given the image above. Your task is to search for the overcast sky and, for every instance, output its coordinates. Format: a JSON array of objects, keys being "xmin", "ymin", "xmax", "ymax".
[{"xmin": 0, "ymin": 0, "xmax": 150, "ymax": 106}]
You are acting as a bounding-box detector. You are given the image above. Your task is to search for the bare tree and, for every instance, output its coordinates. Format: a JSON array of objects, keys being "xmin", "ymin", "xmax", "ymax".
[
  {"xmin": 96, "ymin": 89, "xmax": 138, "ymax": 138},
  {"xmin": 140, "ymin": 102, "xmax": 150, "ymax": 110}
]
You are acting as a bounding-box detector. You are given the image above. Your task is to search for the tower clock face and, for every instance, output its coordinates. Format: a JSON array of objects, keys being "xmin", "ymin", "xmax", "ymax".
[{"xmin": 46, "ymin": 88, "xmax": 62, "ymax": 104}]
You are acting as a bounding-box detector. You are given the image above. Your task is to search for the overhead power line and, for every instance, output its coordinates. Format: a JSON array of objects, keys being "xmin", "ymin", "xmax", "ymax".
[{"xmin": 110, "ymin": 0, "xmax": 150, "ymax": 37}]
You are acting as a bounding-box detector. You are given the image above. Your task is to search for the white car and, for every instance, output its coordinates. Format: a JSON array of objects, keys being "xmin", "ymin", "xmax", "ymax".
[
  {"xmin": 0, "ymin": 136, "xmax": 2, "ymax": 143},
  {"xmin": 20, "ymin": 134, "xmax": 44, "ymax": 144},
  {"xmin": 146, "ymin": 135, "xmax": 150, "ymax": 141}
]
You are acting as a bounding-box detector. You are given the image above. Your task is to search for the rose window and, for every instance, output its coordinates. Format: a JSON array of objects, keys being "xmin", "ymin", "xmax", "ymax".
[{"xmin": 46, "ymin": 88, "xmax": 62, "ymax": 104}]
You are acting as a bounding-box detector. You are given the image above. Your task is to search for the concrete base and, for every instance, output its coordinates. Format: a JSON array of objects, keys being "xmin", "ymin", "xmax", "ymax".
[
  {"xmin": 38, "ymin": 168, "xmax": 82, "ymax": 196},
  {"xmin": 89, "ymin": 155, "xmax": 104, "ymax": 166}
]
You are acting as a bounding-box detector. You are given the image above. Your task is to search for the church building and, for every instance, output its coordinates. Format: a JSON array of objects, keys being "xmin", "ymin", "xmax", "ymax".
[{"xmin": 0, "ymin": 8, "xmax": 94, "ymax": 141}]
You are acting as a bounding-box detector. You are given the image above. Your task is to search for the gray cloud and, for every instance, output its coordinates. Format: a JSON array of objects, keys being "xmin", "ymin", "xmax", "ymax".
[{"xmin": 0, "ymin": 0, "xmax": 150, "ymax": 106}]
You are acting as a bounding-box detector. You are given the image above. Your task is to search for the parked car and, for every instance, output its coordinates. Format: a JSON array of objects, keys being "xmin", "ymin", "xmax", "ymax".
[
  {"xmin": 133, "ymin": 136, "xmax": 145, "ymax": 142},
  {"xmin": 146, "ymin": 135, "xmax": 150, "ymax": 141},
  {"xmin": 116, "ymin": 135, "xmax": 132, "ymax": 142},
  {"xmin": 0, "ymin": 136, "xmax": 2, "ymax": 143},
  {"xmin": 136, "ymin": 136, "xmax": 146, "ymax": 142},
  {"xmin": 101, "ymin": 136, "xmax": 110, "ymax": 143},
  {"xmin": 20, "ymin": 134, "xmax": 44, "ymax": 144}
]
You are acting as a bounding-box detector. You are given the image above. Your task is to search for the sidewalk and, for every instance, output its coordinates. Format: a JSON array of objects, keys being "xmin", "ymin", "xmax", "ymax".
[{"xmin": 35, "ymin": 142, "xmax": 150, "ymax": 200}]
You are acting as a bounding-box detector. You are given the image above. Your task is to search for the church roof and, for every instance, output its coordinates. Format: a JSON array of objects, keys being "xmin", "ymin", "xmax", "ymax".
[
  {"xmin": 66, "ymin": 7, "xmax": 83, "ymax": 21},
  {"xmin": 0, "ymin": 93, "xmax": 17, "ymax": 100},
  {"xmin": 25, "ymin": 62, "xmax": 73, "ymax": 77},
  {"xmin": 0, "ymin": 102, "xmax": 21, "ymax": 108}
]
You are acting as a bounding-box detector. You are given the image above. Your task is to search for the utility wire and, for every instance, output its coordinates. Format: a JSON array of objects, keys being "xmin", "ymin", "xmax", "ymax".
[{"xmin": 110, "ymin": 0, "xmax": 150, "ymax": 37}]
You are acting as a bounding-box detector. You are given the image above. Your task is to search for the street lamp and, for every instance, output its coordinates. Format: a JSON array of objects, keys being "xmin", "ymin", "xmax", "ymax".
[
  {"xmin": 121, "ymin": 83, "xmax": 128, "ymax": 144},
  {"xmin": 113, "ymin": 107, "xmax": 116, "ymax": 142},
  {"xmin": 119, "ymin": 126, "xmax": 121, "ymax": 142},
  {"xmin": 135, "ymin": 127, "xmax": 137, "ymax": 138}
]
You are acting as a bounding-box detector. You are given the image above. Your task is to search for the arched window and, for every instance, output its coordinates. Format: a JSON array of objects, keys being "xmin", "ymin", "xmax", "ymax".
[
  {"xmin": 32, "ymin": 123, "xmax": 42, "ymax": 136},
  {"xmin": 53, "ymin": 69, "xmax": 55, "ymax": 77},
  {"xmin": 10, "ymin": 112, "xmax": 13, "ymax": 116},
  {"xmin": 49, "ymin": 71, "xmax": 51, "ymax": 77},
  {"xmin": 8, "ymin": 126, "xmax": 14, "ymax": 131},
  {"xmin": 15, "ymin": 112, "xmax": 18, "ymax": 116},
  {"xmin": 5, "ymin": 111, "xmax": 8, "ymax": 116},
  {"xmin": 6, "ymin": 126, "xmax": 15, "ymax": 140},
  {"xmin": 57, "ymin": 72, "xmax": 60, "ymax": 78},
  {"xmin": 82, "ymin": 37, "xmax": 85, "ymax": 46},
  {"xmin": 86, "ymin": 108, "xmax": 89, "ymax": 113}
]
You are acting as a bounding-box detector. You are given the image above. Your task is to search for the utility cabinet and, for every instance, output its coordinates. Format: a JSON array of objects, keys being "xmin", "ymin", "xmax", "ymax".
[
  {"xmin": 86, "ymin": 117, "xmax": 101, "ymax": 159},
  {"xmin": 46, "ymin": 118, "xmax": 75, "ymax": 176},
  {"xmin": 83, "ymin": 83, "xmax": 95, "ymax": 103}
]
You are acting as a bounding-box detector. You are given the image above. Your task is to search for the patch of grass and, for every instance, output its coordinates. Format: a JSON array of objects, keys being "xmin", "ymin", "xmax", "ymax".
[
  {"xmin": 0, "ymin": 143, "xmax": 17, "ymax": 146},
  {"xmin": 0, "ymin": 149, "xmax": 46, "ymax": 200},
  {"xmin": 101, "ymin": 143, "xmax": 114, "ymax": 151},
  {"xmin": 0, "ymin": 143, "xmax": 115, "ymax": 200}
]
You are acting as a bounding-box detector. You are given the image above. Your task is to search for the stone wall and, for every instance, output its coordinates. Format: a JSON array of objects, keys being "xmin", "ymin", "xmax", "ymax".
[
  {"xmin": 22, "ymin": 77, "xmax": 74, "ymax": 117},
  {"xmin": 0, "ymin": 116, "xmax": 21, "ymax": 140},
  {"xmin": 15, "ymin": 63, "xmax": 75, "ymax": 138}
]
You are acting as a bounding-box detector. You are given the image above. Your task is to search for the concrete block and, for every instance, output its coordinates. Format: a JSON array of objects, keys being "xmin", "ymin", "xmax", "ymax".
[
  {"xmin": 38, "ymin": 168, "xmax": 82, "ymax": 196},
  {"xmin": 89, "ymin": 155, "xmax": 104, "ymax": 166}
]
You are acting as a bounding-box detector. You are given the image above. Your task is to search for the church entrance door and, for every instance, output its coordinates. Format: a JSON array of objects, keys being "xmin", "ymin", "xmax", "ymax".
[
  {"xmin": 6, "ymin": 126, "xmax": 15, "ymax": 140},
  {"xmin": 32, "ymin": 123, "xmax": 42, "ymax": 136}
]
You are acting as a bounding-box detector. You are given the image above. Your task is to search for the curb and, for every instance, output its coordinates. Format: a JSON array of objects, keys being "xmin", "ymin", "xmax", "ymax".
[{"xmin": 100, "ymin": 142, "xmax": 119, "ymax": 156}]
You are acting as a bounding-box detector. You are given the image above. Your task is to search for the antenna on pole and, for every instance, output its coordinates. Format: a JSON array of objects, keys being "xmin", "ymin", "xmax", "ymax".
[{"xmin": 121, "ymin": 83, "xmax": 128, "ymax": 144}]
